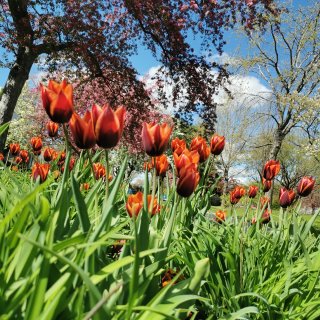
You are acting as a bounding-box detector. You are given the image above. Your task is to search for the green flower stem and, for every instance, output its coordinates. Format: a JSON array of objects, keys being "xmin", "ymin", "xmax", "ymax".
[
  {"xmin": 105, "ymin": 149, "xmax": 110, "ymax": 199},
  {"xmin": 150, "ymin": 158, "xmax": 157, "ymax": 215},
  {"xmin": 87, "ymin": 150, "xmax": 95, "ymax": 180}
]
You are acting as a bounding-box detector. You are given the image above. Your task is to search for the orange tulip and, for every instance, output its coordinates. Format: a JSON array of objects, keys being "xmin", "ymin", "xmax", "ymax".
[
  {"xmin": 176, "ymin": 163, "xmax": 200, "ymax": 197},
  {"xmin": 230, "ymin": 190, "xmax": 240, "ymax": 205},
  {"xmin": 143, "ymin": 161, "xmax": 153, "ymax": 171},
  {"xmin": 171, "ymin": 137, "xmax": 186, "ymax": 156},
  {"xmin": 141, "ymin": 122, "xmax": 172, "ymax": 157},
  {"xmin": 174, "ymin": 149, "xmax": 199, "ymax": 175},
  {"xmin": 210, "ymin": 134, "xmax": 225, "ymax": 155},
  {"xmin": 279, "ymin": 188, "xmax": 295, "ymax": 208},
  {"xmin": 69, "ymin": 111, "xmax": 96, "ymax": 149},
  {"xmin": 93, "ymin": 162, "xmax": 106, "ymax": 180},
  {"xmin": 19, "ymin": 150, "xmax": 29, "ymax": 162},
  {"xmin": 215, "ymin": 210, "xmax": 226, "ymax": 223},
  {"xmin": 262, "ymin": 160, "xmax": 280, "ymax": 180},
  {"xmin": 30, "ymin": 137, "xmax": 43, "ymax": 152},
  {"xmin": 260, "ymin": 196, "xmax": 270, "ymax": 208},
  {"xmin": 248, "ymin": 185, "xmax": 259, "ymax": 198},
  {"xmin": 15, "ymin": 156, "xmax": 23, "ymax": 165},
  {"xmin": 155, "ymin": 155, "xmax": 169, "ymax": 177},
  {"xmin": 190, "ymin": 136, "xmax": 210, "ymax": 163},
  {"xmin": 232, "ymin": 186, "xmax": 246, "ymax": 199},
  {"xmin": 41, "ymin": 79, "xmax": 74, "ymax": 123},
  {"xmin": 92, "ymin": 104, "xmax": 125, "ymax": 149},
  {"xmin": 31, "ymin": 163, "xmax": 50, "ymax": 183},
  {"xmin": 9, "ymin": 143, "xmax": 20, "ymax": 156},
  {"xmin": 46, "ymin": 121, "xmax": 59, "ymax": 137},
  {"xmin": 126, "ymin": 191, "xmax": 160, "ymax": 217},
  {"xmin": 297, "ymin": 176, "xmax": 315, "ymax": 197},
  {"xmin": 0, "ymin": 152, "xmax": 4, "ymax": 162},
  {"xmin": 262, "ymin": 178, "xmax": 272, "ymax": 192},
  {"xmin": 43, "ymin": 147, "xmax": 54, "ymax": 162},
  {"xmin": 81, "ymin": 183, "xmax": 90, "ymax": 191},
  {"xmin": 11, "ymin": 165, "xmax": 18, "ymax": 172}
]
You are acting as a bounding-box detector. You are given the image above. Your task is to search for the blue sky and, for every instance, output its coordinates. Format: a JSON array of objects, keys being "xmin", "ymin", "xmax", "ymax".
[{"xmin": 0, "ymin": 0, "xmax": 308, "ymax": 87}]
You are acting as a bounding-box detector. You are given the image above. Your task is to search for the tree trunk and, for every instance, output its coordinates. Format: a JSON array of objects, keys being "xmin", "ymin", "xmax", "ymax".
[{"xmin": 0, "ymin": 48, "xmax": 35, "ymax": 151}]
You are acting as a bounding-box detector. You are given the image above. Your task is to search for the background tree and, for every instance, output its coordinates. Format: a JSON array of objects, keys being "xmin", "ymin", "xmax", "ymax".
[
  {"xmin": 0, "ymin": 0, "xmax": 279, "ymax": 151},
  {"xmin": 240, "ymin": 1, "xmax": 320, "ymax": 160}
]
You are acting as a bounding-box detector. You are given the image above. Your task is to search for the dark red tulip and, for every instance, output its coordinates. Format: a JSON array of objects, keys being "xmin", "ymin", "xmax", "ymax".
[
  {"xmin": 31, "ymin": 163, "xmax": 50, "ymax": 183},
  {"xmin": 297, "ymin": 176, "xmax": 315, "ymax": 197},
  {"xmin": 92, "ymin": 104, "xmax": 125, "ymax": 149},
  {"xmin": 15, "ymin": 156, "xmax": 23, "ymax": 165},
  {"xmin": 279, "ymin": 187, "xmax": 296, "ymax": 208},
  {"xmin": 19, "ymin": 150, "xmax": 29, "ymax": 162},
  {"xmin": 142, "ymin": 122, "xmax": 172, "ymax": 157},
  {"xmin": 262, "ymin": 178, "xmax": 272, "ymax": 192},
  {"xmin": 9, "ymin": 143, "xmax": 20, "ymax": 156},
  {"xmin": 248, "ymin": 185, "xmax": 259, "ymax": 198},
  {"xmin": 230, "ymin": 191, "xmax": 240, "ymax": 205},
  {"xmin": 41, "ymin": 79, "xmax": 74, "ymax": 123},
  {"xmin": 69, "ymin": 111, "xmax": 96, "ymax": 149},
  {"xmin": 232, "ymin": 186, "xmax": 246, "ymax": 199},
  {"xmin": 176, "ymin": 163, "xmax": 200, "ymax": 197},
  {"xmin": 30, "ymin": 137, "xmax": 43, "ymax": 152},
  {"xmin": 210, "ymin": 134, "xmax": 225, "ymax": 155},
  {"xmin": 190, "ymin": 136, "xmax": 210, "ymax": 163},
  {"xmin": 262, "ymin": 160, "xmax": 280, "ymax": 180},
  {"xmin": 43, "ymin": 147, "xmax": 54, "ymax": 162},
  {"xmin": 47, "ymin": 121, "xmax": 59, "ymax": 137}
]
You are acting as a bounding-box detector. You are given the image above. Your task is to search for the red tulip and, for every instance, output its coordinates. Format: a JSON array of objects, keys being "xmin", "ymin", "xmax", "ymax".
[
  {"xmin": 260, "ymin": 196, "xmax": 270, "ymax": 208},
  {"xmin": 9, "ymin": 143, "xmax": 20, "ymax": 156},
  {"xmin": 215, "ymin": 210, "xmax": 226, "ymax": 223},
  {"xmin": 230, "ymin": 191, "xmax": 240, "ymax": 205},
  {"xmin": 15, "ymin": 156, "xmax": 23, "ymax": 165},
  {"xmin": 232, "ymin": 186, "xmax": 246, "ymax": 199},
  {"xmin": 31, "ymin": 163, "xmax": 50, "ymax": 183},
  {"xmin": 171, "ymin": 137, "xmax": 186, "ymax": 156},
  {"xmin": 174, "ymin": 149, "xmax": 199, "ymax": 175},
  {"xmin": 30, "ymin": 137, "xmax": 43, "ymax": 152},
  {"xmin": 262, "ymin": 178, "xmax": 272, "ymax": 192},
  {"xmin": 41, "ymin": 79, "xmax": 74, "ymax": 123},
  {"xmin": 69, "ymin": 111, "xmax": 96, "ymax": 149},
  {"xmin": 92, "ymin": 104, "xmax": 125, "ymax": 149},
  {"xmin": 190, "ymin": 136, "xmax": 210, "ymax": 163},
  {"xmin": 248, "ymin": 185, "xmax": 259, "ymax": 198},
  {"xmin": 19, "ymin": 150, "xmax": 29, "ymax": 162},
  {"xmin": 297, "ymin": 176, "xmax": 315, "ymax": 197},
  {"xmin": 61, "ymin": 157, "xmax": 76, "ymax": 173},
  {"xmin": 93, "ymin": 163, "xmax": 106, "ymax": 180},
  {"xmin": 155, "ymin": 154, "xmax": 169, "ymax": 177},
  {"xmin": 210, "ymin": 134, "xmax": 225, "ymax": 155},
  {"xmin": 81, "ymin": 183, "xmax": 90, "ymax": 191},
  {"xmin": 252, "ymin": 209, "xmax": 271, "ymax": 225},
  {"xmin": 46, "ymin": 121, "xmax": 59, "ymax": 137},
  {"xmin": 262, "ymin": 160, "xmax": 280, "ymax": 180},
  {"xmin": 141, "ymin": 122, "xmax": 172, "ymax": 157},
  {"xmin": 43, "ymin": 147, "xmax": 54, "ymax": 162},
  {"xmin": 279, "ymin": 187, "xmax": 296, "ymax": 208},
  {"xmin": 176, "ymin": 163, "xmax": 200, "ymax": 197}
]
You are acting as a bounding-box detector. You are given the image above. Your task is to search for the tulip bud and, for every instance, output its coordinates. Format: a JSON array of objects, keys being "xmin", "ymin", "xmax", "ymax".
[
  {"xmin": 210, "ymin": 134, "xmax": 225, "ymax": 155},
  {"xmin": 81, "ymin": 183, "xmax": 90, "ymax": 191},
  {"xmin": 30, "ymin": 137, "xmax": 43, "ymax": 153},
  {"xmin": 141, "ymin": 122, "xmax": 172, "ymax": 157},
  {"xmin": 43, "ymin": 147, "xmax": 54, "ymax": 162},
  {"xmin": 46, "ymin": 121, "xmax": 59, "ymax": 137},
  {"xmin": 176, "ymin": 163, "xmax": 200, "ymax": 197},
  {"xmin": 262, "ymin": 160, "xmax": 280, "ymax": 180},
  {"xmin": 41, "ymin": 79, "xmax": 74, "ymax": 123},
  {"xmin": 31, "ymin": 163, "xmax": 50, "ymax": 183},
  {"xmin": 190, "ymin": 136, "xmax": 210, "ymax": 163},
  {"xmin": 297, "ymin": 176, "xmax": 315, "ymax": 197},
  {"xmin": 248, "ymin": 185, "xmax": 259, "ymax": 198},
  {"xmin": 15, "ymin": 156, "xmax": 23, "ymax": 165},
  {"xmin": 279, "ymin": 187, "xmax": 296, "ymax": 208},
  {"xmin": 9, "ymin": 143, "xmax": 20, "ymax": 156},
  {"xmin": 215, "ymin": 210, "xmax": 226, "ymax": 223},
  {"xmin": 93, "ymin": 162, "xmax": 106, "ymax": 180},
  {"xmin": 230, "ymin": 191, "xmax": 240, "ymax": 205},
  {"xmin": 19, "ymin": 150, "xmax": 29, "ymax": 162},
  {"xmin": 260, "ymin": 196, "xmax": 270, "ymax": 208}
]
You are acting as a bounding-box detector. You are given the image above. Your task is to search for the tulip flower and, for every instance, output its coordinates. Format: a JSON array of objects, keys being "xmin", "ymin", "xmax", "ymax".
[
  {"xmin": 171, "ymin": 137, "xmax": 186, "ymax": 156},
  {"xmin": 215, "ymin": 210, "xmax": 226, "ymax": 223},
  {"xmin": 210, "ymin": 134, "xmax": 225, "ymax": 155},
  {"xmin": 81, "ymin": 183, "xmax": 90, "ymax": 191},
  {"xmin": 126, "ymin": 191, "xmax": 159, "ymax": 217},
  {"xmin": 57, "ymin": 151, "xmax": 66, "ymax": 166},
  {"xmin": 174, "ymin": 149, "xmax": 199, "ymax": 175},
  {"xmin": 155, "ymin": 154, "xmax": 169, "ymax": 177},
  {"xmin": 9, "ymin": 143, "xmax": 20, "ymax": 156},
  {"xmin": 43, "ymin": 147, "xmax": 54, "ymax": 162},
  {"xmin": 69, "ymin": 111, "xmax": 96, "ymax": 149},
  {"xmin": 41, "ymin": 79, "xmax": 74, "ymax": 123},
  {"xmin": 31, "ymin": 163, "xmax": 50, "ymax": 183},
  {"xmin": 19, "ymin": 150, "xmax": 29, "ymax": 162},
  {"xmin": 30, "ymin": 137, "xmax": 43, "ymax": 152},
  {"xmin": 279, "ymin": 187, "xmax": 296, "ymax": 208},
  {"xmin": 252, "ymin": 209, "xmax": 271, "ymax": 225},
  {"xmin": 297, "ymin": 176, "xmax": 315, "ymax": 197},
  {"xmin": 262, "ymin": 178, "xmax": 272, "ymax": 193},
  {"xmin": 262, "ymin": 160, "xmax": 280, "ymax": 180},
  {"xmin": 248, "ymin": 185, "xmax": 259, "ymax": 198},
  {"xmin": 260, "ymin": 196, "xmax": 270, "ymax": 208},
  {"xmin": 61, "ymin": 157, "xmax": 76, "ymax": 173},
  {"xmin": 176, "ymin": 163, "xmax": 200, "ymax": 197},
  {"xmin": 141, "ymin": 122, "xmax": 172, "ymax": 157},
  {"xmin": 0, "ymin": 153, "xmax": 4, "ymax": 162},
  {"xmin": 47, "ymin": 121, "xmax": 59, "ymax": 137},
  {"xmin": 190, "ymin": 136, "xmax": 210, "ymax": 163},
  {"xmin": 15, "ymin": 156, "xmax": 23, "ymax": 165},
  {"xmin": 232, "ymin": 186, "xmax": 246, "ymax": 199},
  {"xmin": 230, "ymin": 191, "xmax": 240, "ymax": 205},
  {"xmin": 143, "ymin": 161, "xmax": 153, "ymax": 171},
  {"xmin": 92, "ymin": 104, "xmax": 125, "ymax": 149},
  {"xmin": 11, "ymin": 166, "xmax": 18, "ymax": 172},
  {"xmin": 93, "ymin": 162, "xmax": 106, "ymax": 180}
]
